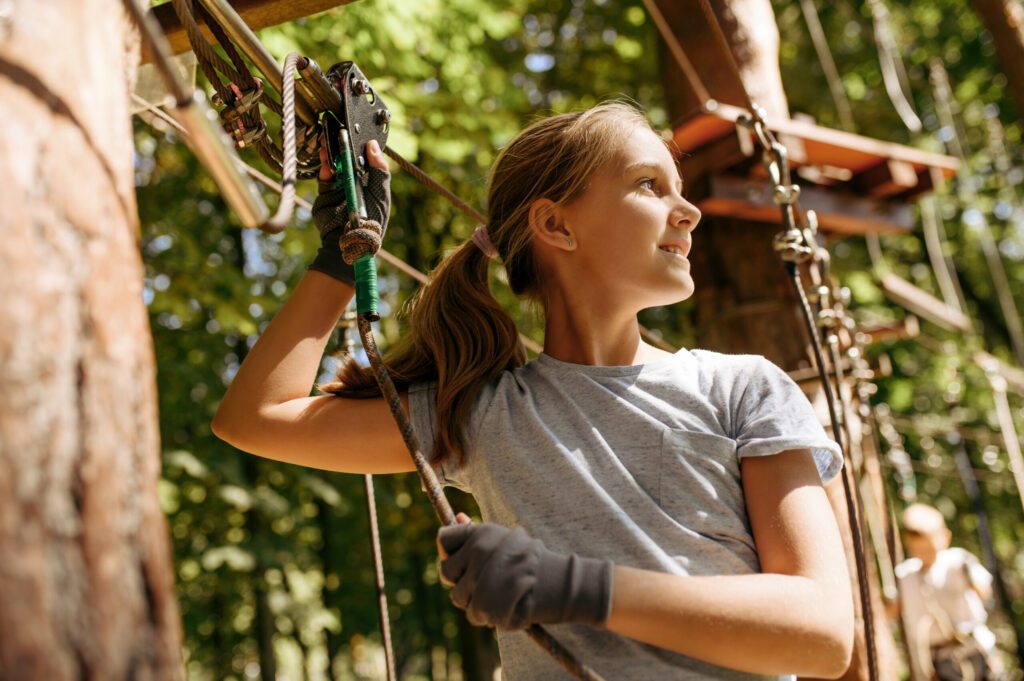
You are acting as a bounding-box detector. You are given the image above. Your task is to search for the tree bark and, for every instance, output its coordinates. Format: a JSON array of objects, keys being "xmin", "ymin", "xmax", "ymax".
[
  {"xmin": 659, "ymin": 0, "xmax": 790, "ymax": 122},
  {"xmin": 971, "ymin": 0, "xmax": 1024, "ymax": 121},
  {"xmin": 0, "ymin": 1, "xmax": 184, "ymax": 679}
]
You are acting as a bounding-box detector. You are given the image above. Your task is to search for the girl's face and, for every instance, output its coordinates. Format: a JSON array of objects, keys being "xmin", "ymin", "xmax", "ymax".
[{"xmin": 557, "ymin": 126, "xmax": 702, "ymax": 312}]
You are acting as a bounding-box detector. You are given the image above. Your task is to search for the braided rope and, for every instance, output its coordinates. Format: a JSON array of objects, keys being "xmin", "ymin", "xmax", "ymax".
[
  {"xmin": 169, "ymin": 0, "xmax": 235, "ymax": 103},
  {"xmin": 259, "ymin": 52, "xmax": 301, "ymax": 233}
]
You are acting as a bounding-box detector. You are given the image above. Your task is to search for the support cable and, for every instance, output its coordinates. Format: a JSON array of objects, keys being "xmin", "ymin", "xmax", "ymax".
[
  {"xmin": 864, "ymin": 0, "xmax": 922, "ymax": 132},
  {"xmin": 798, "ymin": 0, "xmax": 855, "ymax": 132}
]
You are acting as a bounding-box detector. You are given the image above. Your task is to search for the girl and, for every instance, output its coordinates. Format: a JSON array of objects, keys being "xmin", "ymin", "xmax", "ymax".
[{"xmin": 213, "ymin": 101, "xmax": 854, "ymax": 680}]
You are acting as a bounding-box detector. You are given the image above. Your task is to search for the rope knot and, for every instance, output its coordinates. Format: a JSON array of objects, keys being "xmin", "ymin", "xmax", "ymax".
[{"xmin": 340, "ymin": 218, "xmax": 384, "ymax": 264}]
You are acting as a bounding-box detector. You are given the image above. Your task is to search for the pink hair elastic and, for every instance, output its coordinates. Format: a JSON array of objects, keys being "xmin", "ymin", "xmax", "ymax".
[{"xmin": 471, "ymin": 225, "xmax": 500, "ymax": 260}]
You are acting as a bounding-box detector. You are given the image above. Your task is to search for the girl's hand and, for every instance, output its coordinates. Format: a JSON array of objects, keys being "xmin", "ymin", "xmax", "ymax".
[
  {"xmin": 308, "ymin": 138, "xmax": 391, "ymax": 285},
  {"xmin": 437, "ymin": 512, "xmax": 473, "ymax": 565},
  {"xmin": 436, "ymin": 521, "xmax": 614, "ymax": 630}
]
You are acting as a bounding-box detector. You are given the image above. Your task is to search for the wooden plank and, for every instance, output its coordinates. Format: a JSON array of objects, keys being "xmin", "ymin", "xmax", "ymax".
[
  {"xmin": 143, "ymin": 0, "xmax": 360, "ymax": 63},
  {"xmin": 854, "ymin": 160, "xmax": 920, "ymax": 198},
  {"xmin": 678, "ymin": 127, "xmax": 756, "ymax": 184},
  {"xmin": 673, "ymin": 103, "xmax": 959, "ymax": 194},
  {"xmin": 859, "ymin": 315, "xmax": 921, "ymax": 344},
  {"xmin": 671, "ymin": 104, "xmax": 737, "ymax": 151},
  {"xmin": 880, "ymin": 273, "xmax": 973, "ymax": 332},
  {"xmin": 697, "ymin": 173, "xmax": 914, "ymax": 235}
]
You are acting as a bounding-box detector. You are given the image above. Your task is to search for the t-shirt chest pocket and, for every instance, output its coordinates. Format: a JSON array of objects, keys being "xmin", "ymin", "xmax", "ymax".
[{"xmin": 658, "ymin": 429, "xmax": 746, "ymax": 526}]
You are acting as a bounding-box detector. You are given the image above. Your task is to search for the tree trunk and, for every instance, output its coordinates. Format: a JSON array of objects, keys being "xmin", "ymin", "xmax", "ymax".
[
  {"xmin": 0, "ymin": 1, "xmax": 184, "ymax": 680},
  {"xmin": 658, "ymin": 2, "xmax": 898, "ymax": 679},
  {"xmin": 971, "ymin": 0, "xmax": 1024, "ymax": 121},
  {"xmin": 659, "ymin": 0, "xmax": 790, "ymax": 122}
]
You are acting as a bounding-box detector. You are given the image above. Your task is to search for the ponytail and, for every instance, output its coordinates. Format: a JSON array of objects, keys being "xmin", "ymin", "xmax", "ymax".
[{"xmin": 321, "ymin": 236, "xmax": 525, "ymax": 464}]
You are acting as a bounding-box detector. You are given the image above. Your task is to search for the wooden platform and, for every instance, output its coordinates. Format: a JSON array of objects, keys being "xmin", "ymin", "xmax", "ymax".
[{"xmin": 673, "ymin": 102, "xmax": 960, "ymax": 235}]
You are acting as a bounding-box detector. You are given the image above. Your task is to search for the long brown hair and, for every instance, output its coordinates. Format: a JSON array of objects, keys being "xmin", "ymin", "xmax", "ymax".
[{"xmin": 322, "ymin": 100, "xmax": 656, "ymax": 463}]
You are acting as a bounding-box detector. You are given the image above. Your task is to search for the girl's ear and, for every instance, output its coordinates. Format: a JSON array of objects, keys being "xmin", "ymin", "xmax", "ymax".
[{"xmin": 528, "ymin": 198, "xmax": 575, "ymax": 253}]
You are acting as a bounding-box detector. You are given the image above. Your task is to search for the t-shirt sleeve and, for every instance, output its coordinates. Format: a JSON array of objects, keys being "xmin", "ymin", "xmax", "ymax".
[
  {"xmin": 733, "ymin": 356, "xmax": 844, "ymax": 486},
  {"xmin": 958, "ymin": 549, "xmax": 994, "ymax": 590},
  {"xmin": 407, "ymin": 380, "xmax": 470, "ymax": 492}
]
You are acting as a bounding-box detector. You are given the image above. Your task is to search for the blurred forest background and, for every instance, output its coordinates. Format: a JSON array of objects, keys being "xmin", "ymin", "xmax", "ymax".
[{"xmin": 132, "ymin": 0, "xmax": 1024, "ymax": 679}]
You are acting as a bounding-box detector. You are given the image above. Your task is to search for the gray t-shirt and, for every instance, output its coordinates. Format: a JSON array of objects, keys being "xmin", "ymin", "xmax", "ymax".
[{"xmin": 408, "ymin": 347, "xmax": 843, "ymax": 680}]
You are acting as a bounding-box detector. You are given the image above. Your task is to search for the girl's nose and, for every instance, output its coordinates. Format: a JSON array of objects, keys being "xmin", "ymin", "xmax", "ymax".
[{"xmin": 673, "ymin": 197, "xmax": 701, "ymax": 232}]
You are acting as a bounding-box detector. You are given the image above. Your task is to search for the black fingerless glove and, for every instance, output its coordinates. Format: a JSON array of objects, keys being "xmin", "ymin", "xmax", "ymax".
[
  {"xmin": 438, "ymin": 523, "xmax": 614, "ymax": 631},
  {"xmin": 309, "ymin": 163, "xmax": 391, "ymax": 285}
]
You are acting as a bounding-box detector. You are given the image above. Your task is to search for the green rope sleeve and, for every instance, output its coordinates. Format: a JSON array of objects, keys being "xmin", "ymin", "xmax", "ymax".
[
  {"xmin": 354, "ymin": 254, "xmax": 379, "ymax": 319},
  {"xmin": 338, "ymin": 129, "xmax": 380, "ymax": 319}
]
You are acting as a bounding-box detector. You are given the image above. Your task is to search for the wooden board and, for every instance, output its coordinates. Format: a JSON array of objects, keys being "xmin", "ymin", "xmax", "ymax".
[
  {"xmin": 880, "ymin": 273, "xmax": 973, "ymax": 332},
  {"xmin": 696, "ymin": 173, "xmax": 914, "ymax": 234},
  {"xmin": 143, "ymin": 0, "xmax": 360, "ymax": 63}
]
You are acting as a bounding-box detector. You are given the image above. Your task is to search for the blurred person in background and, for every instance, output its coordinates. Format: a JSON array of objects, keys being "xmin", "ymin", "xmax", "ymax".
[{"xmin": 895, "ymin": 503, "xmax": 1002, "ymax": 681}]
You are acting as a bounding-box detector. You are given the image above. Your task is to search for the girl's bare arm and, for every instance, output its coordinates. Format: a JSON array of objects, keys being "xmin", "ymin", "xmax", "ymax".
[
  {"xmin": 212, "ymin": 270, "xmax": 417, "ymax": 475},
  {"xmin": 605, "ymin": 449, "xmax": 854, "ymax": 678}
]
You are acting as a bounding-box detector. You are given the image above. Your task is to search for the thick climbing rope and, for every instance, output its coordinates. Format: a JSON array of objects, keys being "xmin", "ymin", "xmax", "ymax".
[
  {"xmin": 262, "ymin": 51, "xmax": 299, "ymax": 233},
  {"xmin": 641, "ymin": 3, "xmax": 880, "ymax": 678},
  {"xmin": 171, "ymin": 0, "xmax": 321, "ymax": 179}
]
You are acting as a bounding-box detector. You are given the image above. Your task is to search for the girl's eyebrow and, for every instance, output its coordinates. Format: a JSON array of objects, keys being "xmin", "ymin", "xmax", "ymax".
[{"xmin": 622, "ymin": 161, "xmax": 684, "ymax": 191}]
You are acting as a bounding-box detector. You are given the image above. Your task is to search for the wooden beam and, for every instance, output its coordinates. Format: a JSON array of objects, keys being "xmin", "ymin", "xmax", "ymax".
[
  {"xmin": 678, "ymin": 127, "xmax": 756, "ymax": 184},
  {"xmin": 697, "ymin": 173, "xmax": 914, "ymax": 234},
  {"xmin": 879, "ymin": 273, "xmax": 973, "ymax": 332},
  {"xmin": 854, "ymin": 159, "xmax": 920, "ymax": 198},
  {"xmin": 143, "ymin": 0, "xmax": 360, "ymax": 64}
]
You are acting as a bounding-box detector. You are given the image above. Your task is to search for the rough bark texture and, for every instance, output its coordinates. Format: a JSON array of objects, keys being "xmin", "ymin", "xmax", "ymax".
[
  {"xmin": 660, "ymin": 2, "xmax": 899, "ymax": 679},
  {"xmin": 660, "ymin": 0, "xmax": 790, "ymax": 122},
  {"xmin": 0, "ymin": 1, "xmax": 184, "ymax": 679},
  {"xmin": 971, "ymin": 0, "xmax": 1024, "ymax": 121}
]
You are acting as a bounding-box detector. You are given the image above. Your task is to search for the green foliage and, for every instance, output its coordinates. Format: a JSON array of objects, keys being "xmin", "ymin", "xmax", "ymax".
[{"xmin": 136, "ymin": 0, "xmax": 1024, "ymax": 677}]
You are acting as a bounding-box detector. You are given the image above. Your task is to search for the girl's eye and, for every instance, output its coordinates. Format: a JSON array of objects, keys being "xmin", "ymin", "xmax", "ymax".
[{"xmin": 639, "ymin": 178, "xmax": 657, "ymax": 192}]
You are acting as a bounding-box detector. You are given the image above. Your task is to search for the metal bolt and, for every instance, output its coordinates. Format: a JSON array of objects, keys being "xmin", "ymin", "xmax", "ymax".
[
  {"xmin": 354, "ymin": 123, "xmax": 361, "ymax": 134},
  {"xmin": 376, "ymin": 109, "xmax": 392, "ymax": 126},
  {"xmin": 352, "ymin": 79, "xmax": 369, "ymax": 95}
]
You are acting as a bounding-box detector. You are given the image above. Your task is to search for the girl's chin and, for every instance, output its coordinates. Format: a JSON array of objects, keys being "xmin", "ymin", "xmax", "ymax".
[{"xmin": 642, "ymin": 280, "xmax": 695, "ymax": 308}]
